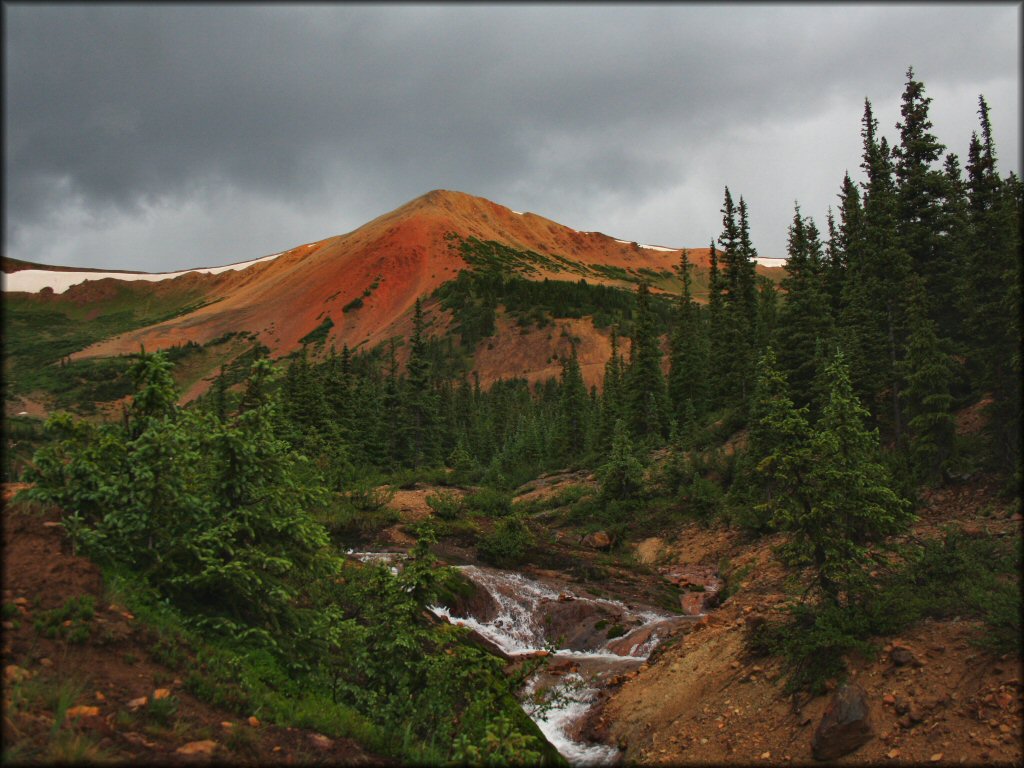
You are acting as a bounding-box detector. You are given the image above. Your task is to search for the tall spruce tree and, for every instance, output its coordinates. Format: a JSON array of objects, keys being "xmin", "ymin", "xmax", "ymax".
[
  {"xmin": 667, "ymin": 250, "xmax": 710, "ymax": 421},
  {"xmin": 893, "ymin": 67, "xmax": 953, "ymax": 330},
  {"xmin": 840, "ymin": 99, "xmax": 913, "ymax": 443},
  {"xmin": 625, "ymin": 283, "xmax": 668, "ymax": 441},
  {"xmin": 556, "ymin": 342, "xmax": 589, "ymax": 461},
  {"xmin": 777, "ymin": 206, "xmax": 835, "ymax": 409},
  {"xmin": 714, "ymin": 191, "xmax": 759, "ymax": 407},
  {"xmin": 734, "ymin": 347, "xmax": 814, "ymax": 533},
  {"xmin": 706, "ymin": 241, "xmax": 727, "ymax": 407},
  {"xmin": 962, "ymin": 96, "xmax": 1022, "ymax": 471},
  {"xmin": 900, "ymin": 281, "xmax": 956, "ymax": 483},
  {"xmin": 761, "ymin": 351, "xmax": 911, "ymax": 603},
  {"xmin": 403, "ymin": 299, "xmax": 440, "ymax": 467}
]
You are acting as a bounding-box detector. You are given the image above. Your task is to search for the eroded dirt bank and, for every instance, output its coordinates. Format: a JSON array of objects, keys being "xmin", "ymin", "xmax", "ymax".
[{"xmin": 588, "ymin": 479, "xmax": 1022, "ymax": 765}]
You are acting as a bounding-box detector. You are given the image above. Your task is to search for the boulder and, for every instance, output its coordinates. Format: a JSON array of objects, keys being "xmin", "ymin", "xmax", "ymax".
[
  {"xmin": 582, "ymin": 531, "xmax": 612, "ymax": 550},
  {"xmin": 661, "ymin": 564, "xmax": 724, "ymax": 593},
  {"xmin": 890, "ymin": 645, "xmax": 923, "ymax": 667},
  {"xmin": 308, "ymin": 733, "xmax": 334, "ymax": 750},
  {"xmin": 176, "ymin": 740, "xmax": 218, "ymax": 756},
  {"xmin": 680, "ymin": 590, "xmax": 720, "ymax": 616},
  {"xmin": 811, "ymin": 683, "xmax": 873, "ymax": 761}
]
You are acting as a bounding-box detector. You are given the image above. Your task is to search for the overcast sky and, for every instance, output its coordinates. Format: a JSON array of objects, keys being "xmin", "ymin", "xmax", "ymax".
[{"xmin": 5, "ymin": 3, "xmax": 1020, "ymax": 271}]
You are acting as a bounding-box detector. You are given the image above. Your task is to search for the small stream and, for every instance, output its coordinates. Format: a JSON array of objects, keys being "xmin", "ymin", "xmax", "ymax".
[
  {"xmin": 429, "ymin": 565, "xmax": 685, "ymax": 764},
  {"xmin": 349, "ymin": 552, "xmax": 686, "ymax": 764}
]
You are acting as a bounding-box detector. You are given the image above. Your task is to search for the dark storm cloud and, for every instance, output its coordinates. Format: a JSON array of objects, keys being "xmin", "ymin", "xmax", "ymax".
[{"xmin": 4, "ymin": 4, "xmax": 1020, "ymax": 270}]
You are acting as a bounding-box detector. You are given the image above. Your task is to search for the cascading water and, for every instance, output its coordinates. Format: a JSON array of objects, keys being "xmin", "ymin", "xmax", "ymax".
[
  {"xmin": 346, "ymin": 552, "xmax": 686, "ymax": 763},
  {"xmin": 428, "ymin": 565, "xmax": 687, "ymax": 764}
]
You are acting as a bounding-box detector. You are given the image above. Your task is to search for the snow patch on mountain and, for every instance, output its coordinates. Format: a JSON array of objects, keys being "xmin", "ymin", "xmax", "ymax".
[{"xmin": 2, "ymin": 252, "xmax": 283, "ymax": 294}]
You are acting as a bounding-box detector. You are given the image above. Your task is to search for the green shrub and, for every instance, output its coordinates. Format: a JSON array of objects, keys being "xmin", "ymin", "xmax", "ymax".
[
  {"xmin": 605, "ymin": 624, "xmax": 627, "ymax": 639},
  {"xmin": 478, "ymin": 517, "xmax": 534, "ymax": 567},
  {"xmin": 680, "ymin": 471, "xmax": 724, "ymax": 520},
  {"xmin": 426, "ymin": 490, "xmax": 465, "ymax": 520},
  {"xmin": 465, "ymin": 487, "xmax": 513, "ymax": 517}
]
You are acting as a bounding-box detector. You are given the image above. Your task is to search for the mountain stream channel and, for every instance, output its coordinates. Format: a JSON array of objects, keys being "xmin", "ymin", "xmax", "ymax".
[{"xmin": 349, "ymin": 552, "xmax": 695, "ymax": 764}]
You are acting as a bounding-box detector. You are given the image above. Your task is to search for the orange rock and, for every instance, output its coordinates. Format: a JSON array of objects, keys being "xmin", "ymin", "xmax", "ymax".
[
  {"xmin": 221, "ymin": 721, "xmax": 234, "ymax": 729},
  {"xmin": 176, "ymin": 740, "xmax": 218, "ymax": 756},
  {"xmin": 127, "ymin": 696, "xmax": 148, "ymax": 710},
  {"xmin": 248, "ymin": 716, "xmax": 260, "ymax": 727},
  {"xmin": 66, "ymin": 705, "xmax": 101, "ymax": 718},
  {"xmin": 5, "ymin": 665, "xmax": 31, "ymax": 683},
  {"xmin": 153, "ymin": 688, "xmax": 171, "ymax": 700},
  {"xmin": 930, "ymin": 753, "xmax": 943, "ymax": 762},
  {"xmin": 95, "ymin": 692, "xmax": 106, "ymax": 702},
  {"xmin": 887, "ymin": 748, "xmax": 900, "ymax": 758}
]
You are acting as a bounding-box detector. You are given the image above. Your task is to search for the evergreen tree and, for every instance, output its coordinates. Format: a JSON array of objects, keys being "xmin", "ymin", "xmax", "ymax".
[
  {"xmin": 840, "ymin": 99, "xmax": 913, "ymax": 442},
  {"xmin": 556, "ymin": 342, "xmax": 589, "ymax": 461},
  {"xmin": 402, "ymin": 299, "xmax": 441, "ymax": 467},
  {"xmin": 667, "ymin": 250, "xmax": 710, "ymax": 421},
  {"xmin": 598, "ymin": 419, "xmax": 645, "ymax": 501},
  {"xmin": 777, "ymin": 206, "xmax": 835, "ymax": 409},
  {"xmin": 598, "ymin": 328, "xmax": 625, "ymax": 451},
  {"xmin": 625, "ymin": 283, "xmax": 668, "ymax": 441},
  {"xmin": 714, "ymin": 190, "xmax": 760, "ymax": 406},
  {"xmin": 706, "ymin": 241, "xmax": 727, "ymax": 406},
  {"xmin": 799, "ymin": 352, "xmax": 913, "ymax": 601},
  {"xmin": 893, "ymin": 66, "xmax": 952, "ymax": 325},
  {"xmin": 732, "ymin": 347, "xmax": 814, "ymax": 533},
  {"xmin": 900, "ymin": 282, "xmax": 956, "ymax": 483},
  {"xmin": 962, "ymin": 96, "xmax": 1022, "ymax": 470}
]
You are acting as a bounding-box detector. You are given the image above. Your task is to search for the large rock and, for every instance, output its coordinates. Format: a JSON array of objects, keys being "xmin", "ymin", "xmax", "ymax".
[
  {"xmin": 811, "ymin": 683, "xmax": 874, "ymax": 761},
  {"xmin": 663, "ymin": 564, "xmax": 724, "ymax": 615},
  {"xmin": 680, "ymin": 591, "xmax": 718, "ymax": 616}
]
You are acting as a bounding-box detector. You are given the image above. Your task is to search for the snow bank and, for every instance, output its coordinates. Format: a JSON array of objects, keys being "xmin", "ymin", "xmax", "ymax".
[
  {"xmin": 2, "ymin": 252, "xmax": 283, "ymax": 294},
  {"xmin": 612, "ymin": 238, "xmax": 677, "ymax": 252}
]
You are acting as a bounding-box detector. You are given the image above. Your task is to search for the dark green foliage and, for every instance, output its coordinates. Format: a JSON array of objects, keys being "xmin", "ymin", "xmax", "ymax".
[
  {"xmin": 465, "ymin": 487, "xmax": 514, "ymax": 517},
  {"xmin": 708, "ymin": 190, "xmax": 761, "ymax": 410},
  {"xmin": 776, "ymin": 207, "xmax": 835, "ymax": 409},
  {"xmin": 21, "ymin": 353, "xmax": 552, "ymax": 761},
  {"xmin": 840, "ymin": 99, "xmax": 914, "ymax": 443},
  {"xmin": 33, "ymin": 596, "xmax": 95, "ymax": 643},
  {"xmin": 745, "ymin": 351, "xmax": 911, "ymax": 602},
  {"xmin": 624, "ymin": 283, "xmax": 669, "ymax": 441},
  {"xmin": 426, "ymin": 490, "xmax": 465, "ymax": 520},
  {"xmin": 598, "ymin": 419, "xmax": 645, "ymax": 501},
  {"xmin": 555, "ymin": 343, "xmax": 590, "ymax": 460},
  {"xmin": 299, "ymin": 316, "xmax": 335, "ymax": 345},
  {"xmin": 478, "ymin": 516, "xmax": 534, "ymax": 567},
  {"xmin": 749, "ymin": 529, "xmax": 1020, "ymax": 693},
  {"xmin": 435, "ymin": 268, "xmax": 673, "ymax": 351},
  {"xmin": 678, "ymin": 471, "xmax": 723, "ymax": 521},
  {"xmin": 899, "ymin": 285, "xmax": 956, "ymax": 482},
  {"xmin": 667, "ymin": 250, "xmax": 710, "ymax": 423}
]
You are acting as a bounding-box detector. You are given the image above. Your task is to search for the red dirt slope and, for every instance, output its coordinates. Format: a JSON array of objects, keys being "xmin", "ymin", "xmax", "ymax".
[{"xmin": 67, "ymin": 190, "xmax": 763, "ymax": 364}]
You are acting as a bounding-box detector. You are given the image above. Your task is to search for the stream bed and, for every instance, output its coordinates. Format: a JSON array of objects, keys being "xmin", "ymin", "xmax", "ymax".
[
  {"xmin": 348, "ymin": 551, "xmax": 688, "ymax": 763},
  {"xmin": 429, "ymin": 565, "xmax": 689, "ymax": 764}
]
